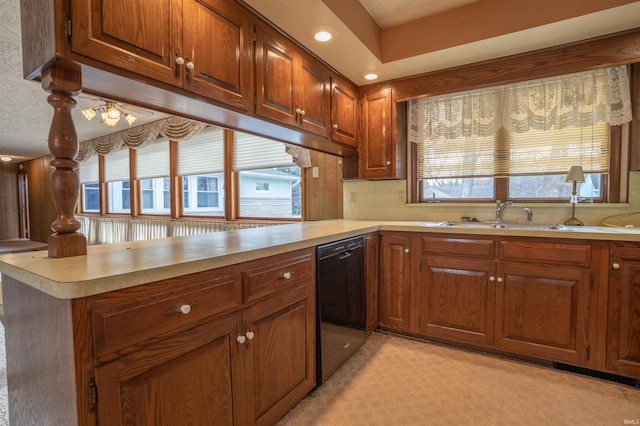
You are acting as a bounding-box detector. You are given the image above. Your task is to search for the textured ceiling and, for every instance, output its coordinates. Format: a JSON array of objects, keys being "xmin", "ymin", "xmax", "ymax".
[{"xmin": 1, "ymin": 0, "xmax": 639, "ymax": 162}]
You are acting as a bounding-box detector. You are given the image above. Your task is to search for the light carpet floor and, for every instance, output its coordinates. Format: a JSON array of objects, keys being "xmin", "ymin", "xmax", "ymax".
[{"xmin": 278, "ymin": 332, "xmax": 640, "ymax": 426}]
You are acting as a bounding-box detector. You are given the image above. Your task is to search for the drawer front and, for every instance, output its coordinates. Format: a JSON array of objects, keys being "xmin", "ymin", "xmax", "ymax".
[
  {"xmin": 421, "ymin": 235, "xmax": 495, "ymax": 259},
  {"xmin": 499, "ymin": 240, "xmax": 591, "ymax": 267},
  {"xmin": 243, "ymin": 249, "xmax": 314, "ymax": 304},
  {"xmin": 92, "ymin": 268, "xmax": 242, "ymax": 358}
]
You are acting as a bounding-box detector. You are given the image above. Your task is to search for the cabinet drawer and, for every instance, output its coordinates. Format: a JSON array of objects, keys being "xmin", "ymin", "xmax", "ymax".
[
  {"xmin": 92, "ymin": 268, "xmax": 242, "ymax": 358},
  {"xmin": 499, "ymin": 240, "xmax": 591, "ymax": 267},
  {"xmin": 243, "ymin": 249, "xmax": 314, "ymax": 304},
  {"xmin": 421, "ymin": 236, "xmax": 495, "ymax": 259}
]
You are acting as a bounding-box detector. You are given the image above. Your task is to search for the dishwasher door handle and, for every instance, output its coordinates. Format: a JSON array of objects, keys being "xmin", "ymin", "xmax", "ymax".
[{"xmin": 338, "ymin": 251, "xmax": 352, "ymax": 260}]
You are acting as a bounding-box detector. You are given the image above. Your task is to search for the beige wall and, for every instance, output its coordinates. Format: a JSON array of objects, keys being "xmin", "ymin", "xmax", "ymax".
[{"xmin": 343, "ymin": 172, "xmax": 640, "ymax": 227}]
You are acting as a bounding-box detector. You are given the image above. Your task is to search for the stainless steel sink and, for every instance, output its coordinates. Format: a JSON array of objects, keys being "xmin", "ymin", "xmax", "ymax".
[{"xmin": 438, "ymin": 221, "xmax": 573, "ymax": 231}]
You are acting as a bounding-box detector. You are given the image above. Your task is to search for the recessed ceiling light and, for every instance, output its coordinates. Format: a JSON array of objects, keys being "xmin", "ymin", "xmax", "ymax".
[
  {"xmin": 0, "ymin": 156, "xmax": 11, "ymax": 162},
  {"xmin": 311, "ymin": 26, "xmax": 337, "ymax": 42},
  {"xmin": 363, "ymin": 72, "xmax": 379, "ymax": 81}
]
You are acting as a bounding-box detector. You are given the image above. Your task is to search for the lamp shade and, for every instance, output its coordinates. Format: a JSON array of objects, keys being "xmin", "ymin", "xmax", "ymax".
[{"xmin": 565, "ymin": 165, "xmax": 585, "ymax": 183}]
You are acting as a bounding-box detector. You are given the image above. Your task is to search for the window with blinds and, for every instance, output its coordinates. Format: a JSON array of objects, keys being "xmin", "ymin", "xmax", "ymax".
[
  {"xmin": 233, "ymin": 132, "xmax": 301, "ymax": 219},
  {"xmin": 178, "ymin": 127, "xmax": 225, "ymax": 217},
  {"xmin": 136, "ymin": 140, "xmax": 170, "ymax": 214},
  {"xmin": 79, "ymin": 155, "xmax": 100, "ymax": 212},
  {"xmin": 104, "ymin": 148, "xmax": 131, "ymax": 213}
]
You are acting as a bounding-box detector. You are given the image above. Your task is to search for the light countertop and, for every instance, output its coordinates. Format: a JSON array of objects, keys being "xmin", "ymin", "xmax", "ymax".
[{"xmin": 0, "ymin": 219, "xmax": 638, "ymax": 299}]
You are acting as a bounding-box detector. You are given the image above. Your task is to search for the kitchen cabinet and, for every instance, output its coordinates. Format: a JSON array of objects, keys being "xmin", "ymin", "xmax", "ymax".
[
  {"xmin": 409, "ymin": 234, "xmax": 596, "ymax": 366},
  {"xmin": 330, "ymin": 75, "xmax": 359, "ymax": 147},
  {"xmin": 606, "ymin": 244, "xmax": 640, "ymax": 378},
  {"xmin": 415, "ymin": 236, "xmax": 496, "ymax": 346},
  {"xmin": 255, "ymin": 22, "xmax": 331, "ymax": 138},
  {"xmin": 359, "ymin": 88, "xmax": 406, "ymax": 179},
  {"xmin": 365, "ymin": 232, "xmax": 380, "ymax": 334},
  {"xmin": 379, "ymin": 232, "xmax": 412, "ymax": 331},
  {"xmin": 71, "ymin": 0, "xmax": 254, "ymax": 111},
  {"xmin": 5, "ymin": 248, "xmax": 316, "ymax": 425}
]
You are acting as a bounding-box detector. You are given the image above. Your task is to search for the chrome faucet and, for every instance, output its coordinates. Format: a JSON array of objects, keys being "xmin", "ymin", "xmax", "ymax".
[
  {"xmin": 496, "ymin": 200, "xmax": 512, "ymax": 223},
  {"xmin": 523, "ymin": 207, "xmax": 533, "ymax": 224}
]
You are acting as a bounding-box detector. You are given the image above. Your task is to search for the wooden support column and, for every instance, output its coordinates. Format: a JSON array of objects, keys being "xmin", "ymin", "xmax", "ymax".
[{"xmin": 41, "ymin": 59, "xmax": 87, "ymax": 258}]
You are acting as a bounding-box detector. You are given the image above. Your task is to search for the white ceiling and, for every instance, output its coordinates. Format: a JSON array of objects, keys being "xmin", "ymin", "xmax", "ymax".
[{"xmin": 0, "ymin": 0, "xmax": 639, "ymax": 162}]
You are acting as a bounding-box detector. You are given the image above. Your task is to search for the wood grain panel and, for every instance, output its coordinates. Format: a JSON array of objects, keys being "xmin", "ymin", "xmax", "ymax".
[
  {"xmin": 298, "ymin": 54, "xmax": 330, "ymax": 137},
  {"xmin": 24, "ymin": 155, "xmax": 56, "ymax": 243},
  {"xmin": 499, "ymin": 239, "xmax": 591, "ymax": 267},
  {"xmin": 416, "ymin": 256, "xmax": 495, "ymax": 346},
  {"xmin": 421, "ymin": 235, "xmax": 495, "ymax": 258},
  {"xmin": 331, "ymin": 75, "xmax": 358, "ymax": 147},
  {"xmin": 379, "ymin": 233, "xmax": 412, "ymax": 331},
  {"xmin": 0, "ymin": 163, "xmax": 19, "ymax": 239}
]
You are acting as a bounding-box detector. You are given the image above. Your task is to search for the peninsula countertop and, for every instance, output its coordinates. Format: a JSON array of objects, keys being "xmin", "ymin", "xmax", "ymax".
[{"xmin": 1, "ymin": 219, "xmax": 639, "ymax": 299}]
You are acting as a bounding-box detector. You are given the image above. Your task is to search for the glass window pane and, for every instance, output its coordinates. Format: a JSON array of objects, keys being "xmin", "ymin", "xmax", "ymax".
[
  {"xmin": 239, "ymin": 167, "xmax": 301, "ymax": 218},
  {"xmin": 182, "ymin": 174, "xmax": 224, "ymax": 216},
  {"xmin": 509, "ymin": 174, "xmax": 602, "ymax": 200},
  {"xmin": 82, "ymin": 183, "xmax": 100, "ymax": 212},
  {"xmin": 421, "ymin": 178, "xmax": 494, "ymax": 200},
  {"xmin": 108, "ymin": 181, "xmax": 130, "ymax": 213},
  {"xmin": 140, "ymin": 177, "xmax": 170, "ymax": 214}
]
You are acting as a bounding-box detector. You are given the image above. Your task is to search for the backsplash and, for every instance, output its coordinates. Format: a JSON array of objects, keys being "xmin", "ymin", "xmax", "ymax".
[{"xmin": 343, "ymin": 171, "xmax": 640, "ymax": 227}]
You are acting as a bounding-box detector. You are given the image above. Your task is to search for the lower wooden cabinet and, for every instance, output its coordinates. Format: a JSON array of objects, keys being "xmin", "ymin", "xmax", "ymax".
[
  {"xmin": 88, "ymin": 248, "xmax": 315, "ymax": 425},
  {"xmin": 606, "ymin": 244, "xmax": 640, "ymax": 378},
  {"xmin": 379, "ymin": 232, "xmax": 412, "ymax": 331},
  {"xmin": 365, "ymin": 232, "xmax": 380, "ymax": 334},
  {"xmin": 383, "ymin": 232, "xmax": 599, "ymax": 369}
]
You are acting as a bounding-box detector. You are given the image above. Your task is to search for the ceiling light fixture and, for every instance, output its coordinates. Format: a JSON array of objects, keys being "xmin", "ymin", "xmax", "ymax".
[
  {"xmin": 363, "ymin": 72, "xmax": 379, "ymax": 81},
  {"xmin": 311, "ymin": 26, "xmax": 337, "ymax": 42},
  {"xmin": 81, "ymin": 101, "xmax": 137, "ymax": 127},
  {"xmin": 0, "ymin": 156, "xmax": 11, "ymax": 162}
]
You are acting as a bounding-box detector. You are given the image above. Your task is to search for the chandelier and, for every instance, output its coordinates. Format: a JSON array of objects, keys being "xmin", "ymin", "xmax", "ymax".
[{"xmin": 81, "ymin": 101, "xmax": 137, "ymax": 127}]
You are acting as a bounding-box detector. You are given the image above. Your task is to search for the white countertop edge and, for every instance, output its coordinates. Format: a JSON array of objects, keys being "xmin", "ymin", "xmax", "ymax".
[{"xmin": 1, "ymin": 219, "xmax": 639, "ymax": 299}]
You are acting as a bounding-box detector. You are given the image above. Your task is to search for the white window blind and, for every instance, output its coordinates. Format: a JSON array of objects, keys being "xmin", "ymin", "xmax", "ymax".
[
  {"xmin": 177, "ymin": 127, "xmax": 224, "ymax": 175},
  {"xmin": 104, "ymin": 148, "xmax": 130, "ymax": 182},
  {"xmin": 136, "ymin": 139, "xmax": 170, "ymax": 179},
  {"xmin": 233, "ymin": 133, "xmax": 294, "ymax": 171},
  {"xmin": 79, "ymin": 155, "xmax": 99, "ymax": 183}
]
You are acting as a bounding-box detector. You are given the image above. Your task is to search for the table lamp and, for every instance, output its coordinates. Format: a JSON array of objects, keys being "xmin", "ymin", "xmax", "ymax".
[{"xmin": 564, "ymin": 165, "xmax": 585, "ymax": 226}]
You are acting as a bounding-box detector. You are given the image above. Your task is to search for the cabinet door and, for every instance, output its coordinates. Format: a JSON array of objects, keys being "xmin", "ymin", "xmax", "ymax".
[
  {"xmin": 365, "ymin": 233, "xmax": 380, "ymax": 334},
  {"xmin": 330, "ymin": 75, "xmax": 358, "ymax": 147},
  {"xmin": 360, "ymin": 88, "xmax": 395, "ymax": 178},
  {"xmin": 495, "ymin": 262, "xmax": 592, "ymax": 365},
  {"xmin": 607, "ymin": 245, "xmax": 640, "ymax": 378},
  {"xmin": 95, "ymin": 312, "xmax": 244, "ymax": 426},
  {"xmin": 297, "ymin": 53, "xmax": 331, "ymax": 137},
  {"xmin": 380, "ymin": 233, "xmax": 412, "ymax": 331},
  {"xmin": 182, "ymin": 0, "xmax": 253, "ymax": 111},
  {"xmin": 255, "ymin": 24, "xmax": 298, "ymax": 128},
  {"xmin": 415, "ymin": 256, "xmax": 495, "ymax": 346},
  {"xmin": 242, "ymin": 284, "xmax": 316, "ymax": 425},
  {"xmin": 72, "ymin": 0, "xmax": 182, "ymax": 85}
]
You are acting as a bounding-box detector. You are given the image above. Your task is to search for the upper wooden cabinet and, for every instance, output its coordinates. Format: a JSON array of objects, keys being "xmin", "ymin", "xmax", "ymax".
[
  {"xmin": 359, "ymin": 88, "xmax": 406, "ymax": 179},
  {"xmin": 330, "ymin": 75, "xmax": 358, "ymax": 148},
  {"xmin": 71, "ymin": 0, "xmax": 254, "ymax": 112},
  {"xmin": 255, "ymin": 22, "xmax": 331, "ymax": 138}
]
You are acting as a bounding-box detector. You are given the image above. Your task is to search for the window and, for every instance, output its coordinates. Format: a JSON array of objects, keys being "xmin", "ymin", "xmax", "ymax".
[
  {"xmin": 104, "ymin": 148, "xmax": 131, "ymax": 213},
  {"xmin": 178, "ymin": 128, "xmax": 225, "ymax": 217},
  {"xmin": 137, "ymin": 141, "xmax": 170, "ymax": 215},
  {"xmin": 234, "ymin": 133, "xmax": 301, "ymax": 219},
  {"xmin": 78, "ymin": 155, "xmax": 99, "ymax": 212},
  {"xmin": 410, "ymin": 66, "xmax": 632, "ymax": 203}
]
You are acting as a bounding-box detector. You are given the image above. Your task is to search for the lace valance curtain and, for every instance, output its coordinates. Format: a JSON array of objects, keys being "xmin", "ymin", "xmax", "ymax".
[{"xmin": 409, "ymin": 65, "xmax": 633, "ymax": 143}]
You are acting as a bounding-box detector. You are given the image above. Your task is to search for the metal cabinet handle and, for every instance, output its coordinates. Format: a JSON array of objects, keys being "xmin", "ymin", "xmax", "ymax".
[
  {"xmin": 489, "ymin": 276, "xmax": 495, "ymax": 282},
  {"xmin": 236, "ymin": 335, "xmax": 246, "ymax": 344},
  {"xmin": 404, "ymin": 248, "xmax": 409, "ymax": 254},
  {"xmin": 332, "ymin": 123, "xmax": 338, "ymax": 131},
  {"xmin": 612, "ymin": 262, "xmax": 620, "ymax": 269},
  {"xmin": 279, "ymin": 271, "xmax": 292, "ymax": 280},
  {"xmin": 497, "ymin": 277, "xmax": 503, "ymax": 283}
]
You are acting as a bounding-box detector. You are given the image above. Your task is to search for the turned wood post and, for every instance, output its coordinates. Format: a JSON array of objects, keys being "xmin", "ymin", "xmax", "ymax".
[{"xmin": 41, "ymin": 60, "xmax": 87, "ymax": 257}]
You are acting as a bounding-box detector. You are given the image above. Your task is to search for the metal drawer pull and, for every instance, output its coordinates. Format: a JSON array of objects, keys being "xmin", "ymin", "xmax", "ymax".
[
  {"xmin": 612, "ymin": 262, "xmax": 620, "ymax": 269},
  {"xmin": 236, "ymin": 335, "xmax": 246, "ymax": 344},
  {"xmin": 164, "ymin": 301, "xmax": 198, "ymax": 315},
  {"xmin": 279, "ymin": 272, "xmax": 292, "ymax": 280}
]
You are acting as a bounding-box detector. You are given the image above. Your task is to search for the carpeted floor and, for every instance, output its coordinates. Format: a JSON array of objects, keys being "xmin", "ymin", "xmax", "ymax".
[
  {"xmin": 0, "ymin": 328, "xmax": 637, "ymax": 425},
  {"xmin": 278, "ymin": 332, "xmax": 640, "ymax": 426}
]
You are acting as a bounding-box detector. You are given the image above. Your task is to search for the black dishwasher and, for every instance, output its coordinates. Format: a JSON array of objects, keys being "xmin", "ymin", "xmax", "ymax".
[{"xmin": 316, "ymin": 236, "xmax": 366, "ymax": 385}]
